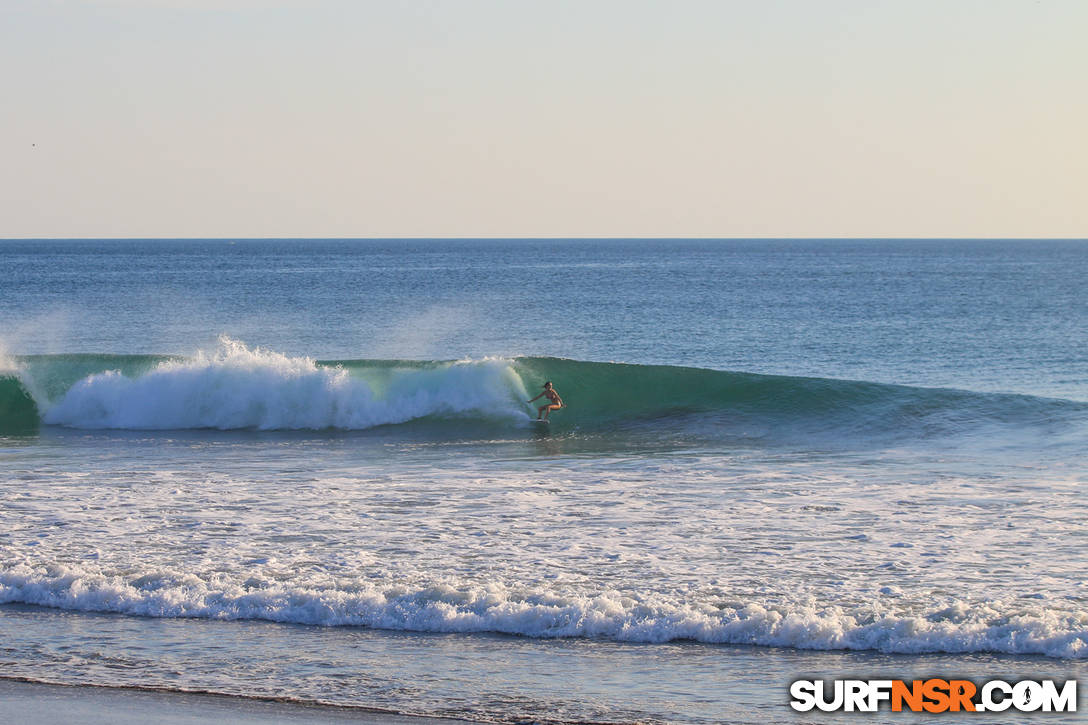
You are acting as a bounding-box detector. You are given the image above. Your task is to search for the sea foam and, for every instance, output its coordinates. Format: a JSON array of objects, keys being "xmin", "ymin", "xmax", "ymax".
[
  {"xmin": 41, "ymin": 337, "xmax": 527, "ymax": 430},
  {"xmin": 1, "ymin": 563, "xmax": 1086, "ymax": 659}
]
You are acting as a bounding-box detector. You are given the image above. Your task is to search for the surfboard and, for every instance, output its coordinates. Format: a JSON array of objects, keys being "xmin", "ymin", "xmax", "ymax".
[{"xmin": 531, "ymin": 419, "xmax": 549, "ymax": 424}]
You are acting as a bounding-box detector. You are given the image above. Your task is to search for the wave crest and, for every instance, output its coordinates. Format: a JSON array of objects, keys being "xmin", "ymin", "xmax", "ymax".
[{"xmin": 41, "ymin": 337, "xmax": 527, "ymax": 430}]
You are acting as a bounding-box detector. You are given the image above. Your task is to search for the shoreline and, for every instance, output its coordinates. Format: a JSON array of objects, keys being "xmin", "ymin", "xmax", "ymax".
[{"xmin": 0, "ymin": 677, "xmax": 479, "ymax": 725}]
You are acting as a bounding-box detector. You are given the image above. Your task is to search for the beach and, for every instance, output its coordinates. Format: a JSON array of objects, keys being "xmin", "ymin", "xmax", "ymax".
[{"xmin": 0, "ymin": 678, "xmax": 470, "ymax": 725}]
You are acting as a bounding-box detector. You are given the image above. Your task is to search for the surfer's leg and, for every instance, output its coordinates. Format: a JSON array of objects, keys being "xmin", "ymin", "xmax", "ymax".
[{"xmin": 537, "ymin": 405, "xmax": 547, "ymax": 419}]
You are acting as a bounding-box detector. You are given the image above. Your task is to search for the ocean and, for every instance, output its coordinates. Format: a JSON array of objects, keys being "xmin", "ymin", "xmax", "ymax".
[{"xmin": 1, "ymin": 239, "xmax": 1086, "ymax": 723}]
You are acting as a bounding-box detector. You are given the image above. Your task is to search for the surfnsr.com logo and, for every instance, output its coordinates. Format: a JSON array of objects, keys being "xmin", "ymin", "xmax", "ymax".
[{"xmin": 789, "ymin": 679, "xmax": 1077, "ymax": 713}]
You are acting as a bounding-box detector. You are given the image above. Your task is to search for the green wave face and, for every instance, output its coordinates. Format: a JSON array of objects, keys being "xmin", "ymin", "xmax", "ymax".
[
  {"xmin": 14, "ymin": 354, "xmax": 174, "ymax": 401},
  {"xmin": 509, "ymin": 356, "xmax": 1086, "ymax": 435},
  {"xmin": 0, "ymin": 375, "xmax": 39, "ymax": 433},
  {"xmin": 510, "ymin": 357, "xmax": 832, "ymax": 425},
  {"xmin": 4, "ymin": 352, "xmax": 1085, "ymax": 443}
]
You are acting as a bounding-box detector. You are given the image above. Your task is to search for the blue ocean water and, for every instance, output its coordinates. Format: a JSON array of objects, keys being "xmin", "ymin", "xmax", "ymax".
[{"xmin": 1, "ymin": 239, "xmax": 1086, "ymax": 723}]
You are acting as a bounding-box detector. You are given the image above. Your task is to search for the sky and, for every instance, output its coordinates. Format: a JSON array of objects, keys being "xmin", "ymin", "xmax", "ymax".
[{"xmin": 1, "ymin": 0, "xmax": 1085, "ymax": 238}]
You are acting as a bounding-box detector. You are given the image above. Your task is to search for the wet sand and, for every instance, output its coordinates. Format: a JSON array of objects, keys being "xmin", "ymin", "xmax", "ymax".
[{"xmin": 0, "ymin": 679, "xmax": 474, "ymax": 725}]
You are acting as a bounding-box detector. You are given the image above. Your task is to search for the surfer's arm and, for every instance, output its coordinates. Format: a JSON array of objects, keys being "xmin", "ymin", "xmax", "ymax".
[{"xmin": 528, "ymin": 392, "xmax": 544, "ymax": 403}]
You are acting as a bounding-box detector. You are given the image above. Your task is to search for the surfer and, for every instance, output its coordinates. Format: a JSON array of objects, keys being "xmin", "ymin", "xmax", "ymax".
[{"xmin": 528, "ymin": 381, "xmax": 564, "ymax": 420}]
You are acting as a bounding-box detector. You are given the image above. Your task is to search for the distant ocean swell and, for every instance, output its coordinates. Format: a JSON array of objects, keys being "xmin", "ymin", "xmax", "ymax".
[
  {"xmin": 1, "ymin": 337, "xmax": 1085, "ymax": 439},
  {"xmin": 1, "ymin": 563, "xmax": 1086, "ymax": 659}
]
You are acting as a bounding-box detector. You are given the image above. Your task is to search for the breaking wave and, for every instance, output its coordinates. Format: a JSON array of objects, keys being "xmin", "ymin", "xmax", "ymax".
[
  {"xmin": 1, "ymin": 563, "xmax": 1085, "ymax": 658},
  {"xmin": 1, "ymin": 338, "xmax": 1084, "ymax": 443}
]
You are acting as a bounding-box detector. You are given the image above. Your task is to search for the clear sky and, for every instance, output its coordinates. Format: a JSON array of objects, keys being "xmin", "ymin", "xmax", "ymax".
[{"xmin": 2, "ymin": 0, "xmax": 1085, "ymax": 238}]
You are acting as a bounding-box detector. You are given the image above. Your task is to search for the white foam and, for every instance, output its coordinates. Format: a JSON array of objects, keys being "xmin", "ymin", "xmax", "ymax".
[
  {"xmin": 41, "ymin": 337, "xmax": 528, "ymax": 430},
  {"xmin": 2, "ymin": 564, "xmax": 1085, "ymax": 658}
]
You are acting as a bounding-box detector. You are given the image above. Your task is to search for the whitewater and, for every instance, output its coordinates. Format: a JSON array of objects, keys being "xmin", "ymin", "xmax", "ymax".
[
  {"xmin": 3, "ymin": 336, "xmax": 1087, "ymax": 658},
  {"xmin": 2, "ymin": 239, "xmax": 1087, "ymax": 723},
  {"xmin": 32, "ymin": 339, "xmax": 531, "ymax": 431}
]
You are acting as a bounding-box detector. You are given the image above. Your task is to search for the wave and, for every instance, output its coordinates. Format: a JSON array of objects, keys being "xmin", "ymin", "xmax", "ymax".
[
  {"xmin": 2, "ymin": 338, "xmax": 1085, "ymax": 443},
  {"xmin": 21, "ymin": 339, "xmax": 528, "ymax": 431},
  {"xmin": 2, "ymin": 563, "xmax": 1085, "ymax": 659}
]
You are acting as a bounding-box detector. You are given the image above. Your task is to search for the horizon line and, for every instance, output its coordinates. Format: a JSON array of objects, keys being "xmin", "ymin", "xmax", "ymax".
[{"xmin": 2, "ymin": 236, "xmax": 1087, "ymax": 242}]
